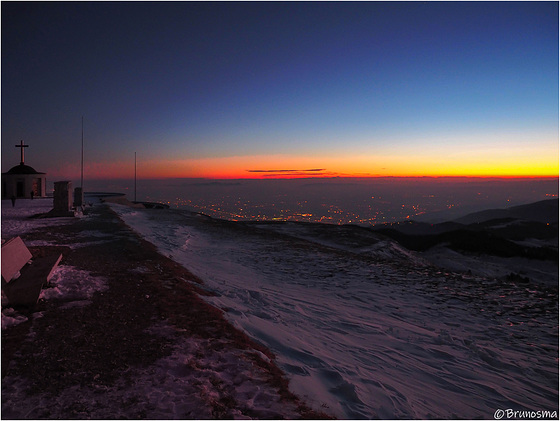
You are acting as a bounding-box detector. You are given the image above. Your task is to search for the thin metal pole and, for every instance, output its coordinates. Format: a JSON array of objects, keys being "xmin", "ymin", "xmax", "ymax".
[
  {"xmin": 134, "ymin": 152, "xmax": 137, "ymax": 202},
  {"xmin": 81, "ymin": 116, "xmax": 84, "ymax": 191}
]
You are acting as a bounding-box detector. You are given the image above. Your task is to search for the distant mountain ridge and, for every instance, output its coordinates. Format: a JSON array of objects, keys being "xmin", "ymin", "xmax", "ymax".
[
  {"xmin": 373, "ymin": 199, "xmax": 558, "ymax": 236},
  {"xmin": 371, "ymin": 198, "xmax": 559, "ymax": 265},
  {"xmin": 453, "ymin": 198, "xmax": 558, "ymax": 225}
]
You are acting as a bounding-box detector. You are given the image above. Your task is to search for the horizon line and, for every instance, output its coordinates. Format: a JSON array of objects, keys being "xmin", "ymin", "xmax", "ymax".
[{"xmin": 57, "ymin": 174, "xmax": 560, "ymax": 182}]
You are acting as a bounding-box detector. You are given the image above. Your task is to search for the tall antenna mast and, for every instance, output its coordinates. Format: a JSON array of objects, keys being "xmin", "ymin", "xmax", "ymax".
[
  {"xmin": 81, "ymin": 116, "xmax": 84, "ymax": 191},
  {"xmin": 134, "ymin": 152, "xmax": 137, "ymax": 202}
]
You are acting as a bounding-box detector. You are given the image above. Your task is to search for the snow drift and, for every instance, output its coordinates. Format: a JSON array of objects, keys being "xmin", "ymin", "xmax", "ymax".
[{"xmin": 111, "ymin": 204, "xmax": 559, "ymax": 419}]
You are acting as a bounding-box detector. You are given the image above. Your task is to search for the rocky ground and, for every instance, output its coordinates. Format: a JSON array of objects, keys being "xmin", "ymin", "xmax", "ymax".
[{"xmin": 2, "ymin": 203, "xmax": 328, "ymax": 419}]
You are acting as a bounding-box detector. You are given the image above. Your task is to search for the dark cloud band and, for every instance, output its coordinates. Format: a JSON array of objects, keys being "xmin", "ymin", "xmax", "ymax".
[{"xmin": 247, "ymin": 169, "xmax": 326, "ymax": 173}]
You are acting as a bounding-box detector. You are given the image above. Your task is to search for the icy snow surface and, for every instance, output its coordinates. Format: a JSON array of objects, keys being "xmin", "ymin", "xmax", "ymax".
[
  {"xmin": 119, "ymin": 205, "xmax": 558, "ymax": 418},
  {"xmin": 1, "ymin": 198, "xmax": 73, "ymax": 240}
]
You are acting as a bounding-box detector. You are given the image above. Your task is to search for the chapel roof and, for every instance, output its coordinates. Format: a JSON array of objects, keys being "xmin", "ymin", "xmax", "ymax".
[{"xmin": 4, "ymin": 163, "xmax": 45, "ymax": 175}]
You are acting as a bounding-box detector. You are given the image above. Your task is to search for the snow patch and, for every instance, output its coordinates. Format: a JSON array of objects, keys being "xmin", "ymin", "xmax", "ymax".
[
  {"xmin": 39, "ymin": 265, "xmax": 108, "ymax": 301},
  {"xmin": 2, "ymin": 265, "xmax": 108, "ymax": 330},
  {"xmin": 1, "ymin": 199, "xmax": 72, "ymax": 239}
]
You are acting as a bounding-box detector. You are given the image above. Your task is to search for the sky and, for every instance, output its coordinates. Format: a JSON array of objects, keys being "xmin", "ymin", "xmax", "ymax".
[{"xmin": 2, "ymin": 1, "xmax": 558, "ymax": 181}]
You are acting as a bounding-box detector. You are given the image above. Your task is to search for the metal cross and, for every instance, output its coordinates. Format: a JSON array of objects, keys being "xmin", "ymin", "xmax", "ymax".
[{"xmin": 15, "ymin": 140, "xmax": 29, "ymax": 165}]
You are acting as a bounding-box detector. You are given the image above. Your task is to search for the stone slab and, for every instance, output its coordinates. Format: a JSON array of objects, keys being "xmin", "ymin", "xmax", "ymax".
[
  {"xmin": 1, "ymin": 236, "xmax": 33, "ymax": 283},
  {"xmin": 2, "ymin": 253, "xmax": 63, "ymax": 307}
]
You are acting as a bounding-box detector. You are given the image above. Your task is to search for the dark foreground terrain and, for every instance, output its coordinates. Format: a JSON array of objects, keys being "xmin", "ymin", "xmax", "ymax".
[{"xmin": 2, "ymin": 203, "xmax": 328, "ymax": 419}]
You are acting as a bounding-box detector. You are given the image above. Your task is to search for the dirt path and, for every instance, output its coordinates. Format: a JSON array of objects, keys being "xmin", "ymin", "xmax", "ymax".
[{"xmin": 2, "ymin": 204, "xmax": 328, "ymax": 419}]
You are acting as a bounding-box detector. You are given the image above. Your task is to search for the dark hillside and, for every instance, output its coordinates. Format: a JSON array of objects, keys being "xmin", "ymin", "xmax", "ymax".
[
  {"xmin": 376, "ymin": 228, "xmax": 558, "ymax": 261},
  {"xmin": 374, "ymin": 199, "xmax": 559, "ymax": 261},
  {"xmin": 454, "ymin": 199, "xmax": 558, "ymax": 225},
  {"xmin": 466, "ymin": 219, "xmax": 559, "ymax": 241},
  {"xmin": 373, "ymin": 220, "xmax": 464, "ymax": 236}
]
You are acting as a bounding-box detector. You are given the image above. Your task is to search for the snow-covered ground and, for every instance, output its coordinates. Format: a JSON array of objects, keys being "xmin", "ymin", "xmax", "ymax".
[
  {"xmin": 112, "ymin": 204, "xmax": 559, "ymax": 419},
  {"xmin": 422, "ymin": 244, "xmax": 559, "ymax": 286},
  {"xmin": 1, "ymin": 198, "xmax": 71, "ymax": 240}
]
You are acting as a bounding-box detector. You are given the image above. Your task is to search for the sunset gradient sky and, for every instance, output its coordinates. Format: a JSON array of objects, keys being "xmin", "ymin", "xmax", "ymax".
[{"xmin": 2, "ymin": 2, "xmax": 558, "ymax": 180}]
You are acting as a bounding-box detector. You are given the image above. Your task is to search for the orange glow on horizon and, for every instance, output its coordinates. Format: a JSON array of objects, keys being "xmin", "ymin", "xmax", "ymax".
[
  {"xmin": 134, "ymin": 154, "xmax": 559, "ymax": 179},
  {"xmin": 47, "ymin": 152, "xmax": 559, "ymax": 180}
]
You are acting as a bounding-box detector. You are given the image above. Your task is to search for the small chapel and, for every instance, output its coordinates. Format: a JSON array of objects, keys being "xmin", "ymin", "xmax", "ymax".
[{"xmin": 2, "ymin": 141, "xmax": 47, "ymax": 199}]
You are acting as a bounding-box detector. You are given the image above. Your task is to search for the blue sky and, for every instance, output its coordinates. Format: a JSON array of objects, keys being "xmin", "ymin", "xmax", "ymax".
[{"xmin": 2, "ymin": 1, "xmax": 558, "ymax": 179}]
